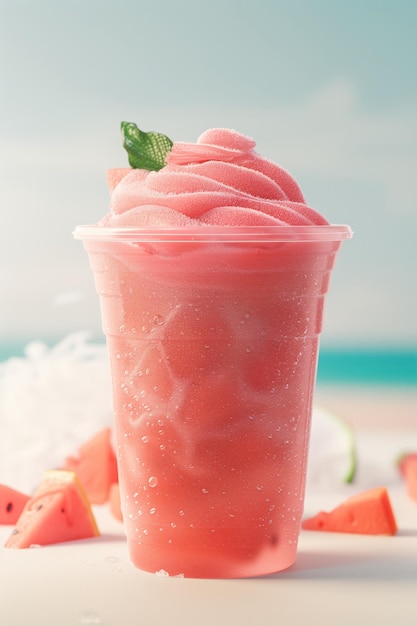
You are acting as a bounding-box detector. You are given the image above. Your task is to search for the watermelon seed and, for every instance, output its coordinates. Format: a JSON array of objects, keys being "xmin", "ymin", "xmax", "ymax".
[{"xmin": 6, "ymin": 502, "xmax": 13, "ymax": 513}]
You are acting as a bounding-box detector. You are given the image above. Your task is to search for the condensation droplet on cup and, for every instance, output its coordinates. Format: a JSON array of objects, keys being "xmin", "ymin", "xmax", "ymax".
[
  {"xmin": 141, "ymin": 436, "xmax": 149, "ymax": 444},
  {"xmin": 153, "ymin": 315, "xmax": 165, "ymax": 326},
  {"xmin": 148, "ymin": 476, "xmax": 158, "ymax": 488}
]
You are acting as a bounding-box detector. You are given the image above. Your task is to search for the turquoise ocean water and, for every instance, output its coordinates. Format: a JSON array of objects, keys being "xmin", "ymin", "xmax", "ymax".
[{"xmin": 0, "ymin": 339, "xmax": 416, "ymax": 386}]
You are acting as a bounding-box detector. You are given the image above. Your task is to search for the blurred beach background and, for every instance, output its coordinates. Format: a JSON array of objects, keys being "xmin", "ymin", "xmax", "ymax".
[{"xmin": 1, "ymin": 0, "xmax": 416, "ymax": 434}]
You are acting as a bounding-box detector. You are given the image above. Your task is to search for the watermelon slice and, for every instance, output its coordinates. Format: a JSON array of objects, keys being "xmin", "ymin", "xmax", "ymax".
[
  {"xmin": 4, "ymin": 470, "xmax": 100, "ymax": 548},
  {"xmin": 397, "ymin": 453, "xmax": 417, "ymax": 502},
  {"xmin": 109, "ymin": 482, "xmax": 123, "ymax": 522},
  {"xmin": 0, "ymin": 485, "xmax": 31, "ymax": 524},
  {"xmin": 63, "ymin": 427, "xmax": 118, "ymax": 504},
  {"xmin": 302, "ymin": 487, "xmax": 397, "ymax": 535}
]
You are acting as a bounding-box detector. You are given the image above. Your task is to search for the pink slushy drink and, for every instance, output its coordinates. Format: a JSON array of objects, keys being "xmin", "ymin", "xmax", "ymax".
[{"xmin": 75, "ymin": 126, "xmax": 351, "ymax": 578}]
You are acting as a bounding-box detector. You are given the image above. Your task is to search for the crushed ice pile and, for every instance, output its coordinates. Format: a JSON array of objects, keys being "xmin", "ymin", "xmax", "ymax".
[{"xmin": 0, "ymin": 333, "xmax": 113, "ymax": 492}]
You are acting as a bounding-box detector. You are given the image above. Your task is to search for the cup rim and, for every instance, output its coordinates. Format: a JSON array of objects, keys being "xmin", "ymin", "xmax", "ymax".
[{"xmin": 74, "ymin": 224, "xmax": 353, "ymax": 243}]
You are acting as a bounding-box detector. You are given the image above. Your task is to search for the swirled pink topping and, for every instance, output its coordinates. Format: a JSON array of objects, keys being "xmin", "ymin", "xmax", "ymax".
[{"xmin": 102, "ymin": 129, "xmax": 329, "ymax": 227}]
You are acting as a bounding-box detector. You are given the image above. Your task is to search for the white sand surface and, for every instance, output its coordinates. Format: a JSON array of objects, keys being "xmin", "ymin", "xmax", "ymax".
[{"xmin": 316, "ymin": 384, "xmax": 417, "ymax": 431}]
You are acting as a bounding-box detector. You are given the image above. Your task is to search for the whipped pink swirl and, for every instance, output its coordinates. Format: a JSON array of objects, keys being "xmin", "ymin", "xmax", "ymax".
[{"xmin": 102, "ymin": 128, "xmax": 328, "ymax": 227}]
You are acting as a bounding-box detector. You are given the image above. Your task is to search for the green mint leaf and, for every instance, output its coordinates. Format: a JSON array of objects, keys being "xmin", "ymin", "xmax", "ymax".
[{"xmin": 121, "ymin": 121, "xmax": 173, "ymax": 171}]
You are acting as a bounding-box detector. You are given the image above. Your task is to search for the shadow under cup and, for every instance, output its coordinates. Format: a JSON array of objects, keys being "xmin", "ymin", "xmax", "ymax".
[{"xmin": 74, "ymin": 224, "xmax": 352, "ymax": 578}]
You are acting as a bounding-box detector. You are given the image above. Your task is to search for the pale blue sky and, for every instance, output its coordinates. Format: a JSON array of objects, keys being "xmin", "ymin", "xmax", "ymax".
[{"xmin": 1, "ymin": 0, "xmax": 416, "ymax": 347}]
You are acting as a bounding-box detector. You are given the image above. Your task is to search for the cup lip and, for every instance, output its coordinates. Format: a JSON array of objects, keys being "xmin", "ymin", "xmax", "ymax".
[{"xmin": 74, "ymin": 224, "xmax": 353, "ymax": 243}]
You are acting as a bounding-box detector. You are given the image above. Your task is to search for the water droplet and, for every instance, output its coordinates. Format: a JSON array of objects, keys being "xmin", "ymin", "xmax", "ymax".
[
  {"xmin": 80, "ymin": 611, "xmax": 103, "ymax": 624},
  {"xmin": 148, "ymin": 476, "xmax": 158, "ymax": 488},
  {"xmin": 149, "ymin": 507, "xmax": 156, "ymax": 515},
  {"xmin": 141, "ymin": 436, "xmax": 149, "ymax": 444},
  {"xmin": 153, "ymin": 315, "xmax": 165, "ymax": 326},
  {"xmin": 105, "ymin": 556, "xmax": 119, "ymax": 564},
  {"xmin": 201, "ymin": 488, "xmax": 209, "ymax": 494},
  {"xmin": 256, "ymin": 484, "xmax": 264, "ymax": 491}
]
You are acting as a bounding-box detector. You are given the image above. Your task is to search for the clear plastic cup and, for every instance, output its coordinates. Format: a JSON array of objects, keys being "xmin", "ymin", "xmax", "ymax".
[{"xmin": 74, "ymin": 224, "xmax": 352, "ymax": 578}]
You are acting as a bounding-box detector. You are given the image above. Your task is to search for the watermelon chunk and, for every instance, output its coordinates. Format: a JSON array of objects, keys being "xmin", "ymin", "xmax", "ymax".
[
  {"xmin": 63, "ymin": 427, "xmax": 118, "ymax": 504},
  {"xmin": 0, "ymin": 485, "xmax": 31, "ymax": 524},
  {"xmin": 109, "ymin": 483, "xmax": 123, "ymax": 522},
  {"xmin": 4, "ymin": 470, "xmax": 100, "ymax": 548},
  {"xmin": 302, "ymin": 487, "xmax": 397, "ymax": 536},
  {"xmin": 397, "ymin": 453, "xmax": 417, "ymax": 502}
]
